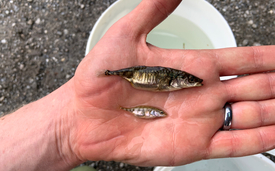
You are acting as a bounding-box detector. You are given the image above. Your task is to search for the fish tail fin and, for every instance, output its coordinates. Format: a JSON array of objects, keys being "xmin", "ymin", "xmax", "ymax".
[
  {"xmin": 96, "ymin": 69, "xmax": 107, "ymax": 77},
  {"xmin": 120, "ymin": 106, "xmax": 132, "ymax": 112},
  {"xmin": 120, "ymin": 106, "xmax": 127, "ymax": 110},
  {"xmin": 105, "ymin": 70, "xmax": 112, "ymax": 75}
]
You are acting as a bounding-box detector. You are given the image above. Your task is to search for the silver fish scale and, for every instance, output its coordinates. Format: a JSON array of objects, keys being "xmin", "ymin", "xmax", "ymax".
[{"xmin": 120, "ymin": 106, "xmax": 167, "ymax": 119}]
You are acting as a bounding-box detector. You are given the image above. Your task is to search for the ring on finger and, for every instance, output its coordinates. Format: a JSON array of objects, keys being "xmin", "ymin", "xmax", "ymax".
[{"xmin": 223, "ymin": 103, "xmax": 232, "ymax": 130}]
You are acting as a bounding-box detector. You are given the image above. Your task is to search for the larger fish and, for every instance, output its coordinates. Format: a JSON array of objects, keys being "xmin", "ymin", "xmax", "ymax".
[{"xmin": 105, "ymin": 66, "xmax": 203, "ymax": 91}]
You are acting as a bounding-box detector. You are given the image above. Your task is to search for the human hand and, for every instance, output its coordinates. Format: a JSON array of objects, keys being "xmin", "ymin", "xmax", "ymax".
[{"xmin": 68, "ymin": 0, "xmax": 275, "ymax": 166}]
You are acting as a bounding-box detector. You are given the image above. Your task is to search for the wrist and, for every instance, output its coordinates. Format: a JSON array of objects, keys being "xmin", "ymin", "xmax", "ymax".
[
  {"xmin": 41, "ymin": 78, "xmax": 84, "ymax": 169},
  {"xmin": 50, "ymin": 78, "xmax": 84, "ymax": 168},
  {"xmin": 0, "ymin": 78, "xmax": 83, "ymax": 170}
]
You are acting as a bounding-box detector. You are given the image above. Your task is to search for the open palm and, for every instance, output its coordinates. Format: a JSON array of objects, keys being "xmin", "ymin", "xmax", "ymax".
[{"xmin": 70, "ymin": 0, "xmax": 275, "ymax": 166}]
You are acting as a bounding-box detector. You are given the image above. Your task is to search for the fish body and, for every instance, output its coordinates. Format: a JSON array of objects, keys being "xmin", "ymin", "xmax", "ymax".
[
  {"xmin": 120, "ymin": 106, "xmax": 167, "ymax": 119},
  {"xmin": 105, "ymin": 66, "xmax": 203, "ymax": 91}
]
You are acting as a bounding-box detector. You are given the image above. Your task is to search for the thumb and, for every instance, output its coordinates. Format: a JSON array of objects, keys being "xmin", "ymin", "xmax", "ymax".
[{"xmin": 115, "ymin": 0, "xmax": 182, "ymax": 38}]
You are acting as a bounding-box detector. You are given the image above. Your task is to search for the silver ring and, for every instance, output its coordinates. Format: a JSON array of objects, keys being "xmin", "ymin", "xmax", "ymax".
[{"xmin": 223, "ymin": 103, "xmax": 232, "ymax": 130}]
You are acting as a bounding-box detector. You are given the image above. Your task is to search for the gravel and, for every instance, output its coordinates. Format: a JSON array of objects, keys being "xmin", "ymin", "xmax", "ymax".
[{"xmin": 0, "ymin": 0, "xmax": 274, "ymax": 170}]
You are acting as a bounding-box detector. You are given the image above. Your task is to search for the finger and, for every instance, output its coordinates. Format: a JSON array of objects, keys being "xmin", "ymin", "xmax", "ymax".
[
  {"xmin": 207, "ymin": 126, "xmax": 275, "ymax": 159},
  {"xmin": 223, "ymin": 72, "xmax": 275, "ymax": 101},
  {"xmin": 215, "ymin": 45, "xmax": 275, "ymax": 76},
  {"xmin": 121, "ymin": 0, "xmax": 182, "ymax": 36},
  {"xmin": 231, "ymin": 100, "xmax": 275, "ymax": 129}
]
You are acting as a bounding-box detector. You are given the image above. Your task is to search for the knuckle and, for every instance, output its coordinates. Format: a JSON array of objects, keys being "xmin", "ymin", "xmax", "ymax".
[{"xmin": 251, "ymin": 46, "xmax": 264, "ymax": 70}]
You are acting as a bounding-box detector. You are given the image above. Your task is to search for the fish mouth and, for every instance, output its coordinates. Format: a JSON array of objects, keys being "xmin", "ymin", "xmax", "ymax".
[
  {"xmin": 197, "ymin": 78, "xmax": 203, "ymax": 86},
  {"xmin": 195, "ymin": 82, "xmax": 203, "ymax": 87}
]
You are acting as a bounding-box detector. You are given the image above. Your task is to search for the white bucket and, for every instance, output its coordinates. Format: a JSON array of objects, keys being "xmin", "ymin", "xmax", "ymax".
[
  {"xmin": 154, "ymin": 154, "xmax": 275, "ymax": 171},
  {"xmin": 85, "ymin": 0, "xmax": 237, "ymax": 80},
  {"xmin": 85, "ymin": 0, "xmax": 236, "ymax": 54}
]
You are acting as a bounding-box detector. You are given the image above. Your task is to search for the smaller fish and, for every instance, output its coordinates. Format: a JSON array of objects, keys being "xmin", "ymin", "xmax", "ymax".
[{"xmin": 120, "ymin": 106, "xmax": 167, "ymax": 119}]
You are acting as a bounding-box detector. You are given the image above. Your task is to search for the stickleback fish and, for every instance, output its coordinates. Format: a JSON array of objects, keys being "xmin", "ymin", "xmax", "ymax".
[
  {"xmin": 105, "ymin": 66, "xmax": 203, "ymax": 91},
  {"xmin": 120, "ymin": 106, "xmax": 167, "ymax": 119}
]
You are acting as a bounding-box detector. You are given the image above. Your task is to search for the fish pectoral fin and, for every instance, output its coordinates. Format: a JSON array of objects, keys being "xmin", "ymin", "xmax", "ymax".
[{"xmin": 156, "ymin": 84, "xmax": 165, "ymax": 91}]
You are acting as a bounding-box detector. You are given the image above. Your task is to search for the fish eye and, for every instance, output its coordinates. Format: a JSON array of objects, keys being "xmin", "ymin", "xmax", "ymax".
[{"xmin": 189, "ymin": 76, "xmax": 195, "ymax": 82}]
